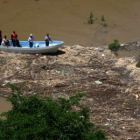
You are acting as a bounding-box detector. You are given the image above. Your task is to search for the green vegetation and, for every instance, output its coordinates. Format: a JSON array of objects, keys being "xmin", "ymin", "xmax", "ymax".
[
  {"xmin": 101, "ymin": 15, "xmax": 105, "ymax": 22},
  {"xmin": 87, "ymin": 13, "xmax": 106, "ymax": 26},
  {"xmin": 0, "ymin": 84, "xmax": 107, "ymax": 140},
  {"xmin": 88, "ymin": 12, "xmax": 94, "ymax": 24},
  {"xmin": 108, "ymin": 39, "xmax": 120, "ymax": 51},
  {"xmin": 136, "ymin": 61, "xmax": 140, "ymax": 68}
]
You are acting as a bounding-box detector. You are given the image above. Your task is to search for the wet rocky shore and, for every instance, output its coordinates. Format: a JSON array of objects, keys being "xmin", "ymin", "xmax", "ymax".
[{"xmin": 0, "ymin": 43, "xmax": 140, "ymax": 139}]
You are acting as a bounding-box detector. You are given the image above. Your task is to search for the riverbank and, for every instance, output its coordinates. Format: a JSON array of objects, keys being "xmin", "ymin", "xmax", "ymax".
[{"xmin": 0, "ymin": 44, "xmax": 140, "ymax": 139}]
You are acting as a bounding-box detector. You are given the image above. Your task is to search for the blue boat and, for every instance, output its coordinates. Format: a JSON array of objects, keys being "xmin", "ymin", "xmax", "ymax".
[{"xmin": 0, "ymin": 40, "xmax": 64, "ymax": 54}]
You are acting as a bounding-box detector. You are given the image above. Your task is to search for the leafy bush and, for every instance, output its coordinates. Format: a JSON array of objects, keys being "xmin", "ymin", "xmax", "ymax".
[
  {"xmin": 88, "ymin": 12, "xmax": 94, "ymax": 24},
  {"xmin": 108, "ymin": 39, "xmax": 120, "ymax": 51},
  {"xmin": 136, "ymin": 61, "xmax": 140, "ymax": 68},
  {"xmin": 0, "ymin": 84, "xmax": 107, "ymax": 140}
]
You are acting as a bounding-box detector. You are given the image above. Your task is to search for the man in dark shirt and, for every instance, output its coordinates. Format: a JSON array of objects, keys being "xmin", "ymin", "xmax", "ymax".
[{"xmin": 45, "ymin": 33, "xmax": 52, "ymax": 46}]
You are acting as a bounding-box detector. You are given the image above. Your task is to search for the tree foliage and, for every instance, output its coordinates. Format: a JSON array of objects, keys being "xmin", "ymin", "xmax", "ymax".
[
  {"xmin": 0, "ymin": 84, "xmax": 107, "ymax": 140},
  {"xmin": 88, "ymin": 12, "xmax": 94, "ymax": 24},
  {"xmin": 108, "ymin": 39, "xmax": 120, "ymax": 51}
]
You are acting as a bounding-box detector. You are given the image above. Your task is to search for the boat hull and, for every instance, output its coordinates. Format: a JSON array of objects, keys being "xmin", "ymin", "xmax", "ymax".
[{"xmin": 0, "ymin": 41, "xmax": 64, "ymax": 54}]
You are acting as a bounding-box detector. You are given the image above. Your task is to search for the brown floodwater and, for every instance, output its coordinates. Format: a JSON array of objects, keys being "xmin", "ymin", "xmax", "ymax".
[
  {"xmin": 0, "ymin": 0, "xmax": 140, "ymax": 111},
  {"xmin": 0, "ymin": 0, "xmax": 140, "ymax": 46},
  {"xmin": 0, "ymin": 97, "xmax": 11, "ymax": 114}
]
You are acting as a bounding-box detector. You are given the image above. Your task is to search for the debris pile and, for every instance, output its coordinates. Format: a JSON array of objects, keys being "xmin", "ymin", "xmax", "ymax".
[{"xmin": 0, "ymin": 45, "xmax": 140, "ymax": 139}]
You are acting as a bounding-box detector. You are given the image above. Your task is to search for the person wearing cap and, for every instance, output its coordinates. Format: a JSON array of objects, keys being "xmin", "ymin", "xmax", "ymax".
[
  {"xmin": 11, "ymin": 31, "xmax": 18, "ymax": 47},
  {"xmin": 28, "ymin": 34, "xmax": 34, "ymax": 48}
]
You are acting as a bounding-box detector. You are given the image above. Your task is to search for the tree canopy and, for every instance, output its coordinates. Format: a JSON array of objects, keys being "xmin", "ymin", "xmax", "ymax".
[{"xmin": 0, "ymin": 84, "xmax": 107, "ymax": 140}]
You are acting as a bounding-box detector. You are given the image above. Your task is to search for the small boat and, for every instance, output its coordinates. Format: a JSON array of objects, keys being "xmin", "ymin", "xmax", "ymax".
[{"xmin": 0, "ymin": 40, "xmax": 64, "ymax": 54}]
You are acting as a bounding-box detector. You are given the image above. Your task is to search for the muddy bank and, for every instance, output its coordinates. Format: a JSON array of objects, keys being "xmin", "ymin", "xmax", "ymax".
[
  {"xmin": 0, "ymin": 43, "xmax": 140, "ymax": 139},
  {"xmin": 0, "ymin": 0, "xmax": 140, "ymax": 46}
]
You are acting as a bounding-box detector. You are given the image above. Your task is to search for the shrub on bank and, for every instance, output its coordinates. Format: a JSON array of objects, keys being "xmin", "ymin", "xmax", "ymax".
[
  {"xmin": 101, "ymin": 15, "xmax": 105, "ymax": 22},
  {"xmin": 88, "ymin": 12, "xmax": 94, "ymax": 24},
  {"xmin": 136, "ymin": 61, "xmax": 140, "ymax": 68},
  {"xmin": 0, "ymin": 84, "xmax": 107, "ymax": 140},
  {"xmin": 108, "ymin": 39, "xmax": 120, "ymax": 51}
]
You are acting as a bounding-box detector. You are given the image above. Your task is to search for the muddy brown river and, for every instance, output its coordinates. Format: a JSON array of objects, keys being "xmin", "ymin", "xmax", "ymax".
[
  {"xmin": 0, "ymin": 0, "xmax": 140, "ymax": 113},
  {"xmin": 0, "ymin": 0, "xmax": 140, "ymax": 47},
  {"xmin": 0, "ymin": 97, "xmax": 11, "ymax": 114}
]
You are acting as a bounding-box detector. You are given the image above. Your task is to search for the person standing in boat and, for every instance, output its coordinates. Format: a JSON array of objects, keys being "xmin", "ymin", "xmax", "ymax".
[
  {"xmin": 45, "ymin": 33, "xmax": 52, "ymax": 46},
  {"xmin": 0, "ymin": 30, "xmax": 2, "ymax": 45},
  {"xmin": 28, "ymin": 34, "xmax": 34, "ymax": 48},
  {"xmin": 11, "ymin": 31, "xmax": 18, "ymax": 47}
]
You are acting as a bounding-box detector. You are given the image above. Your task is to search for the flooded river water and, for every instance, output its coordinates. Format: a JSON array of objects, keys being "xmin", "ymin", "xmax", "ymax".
[
  {"xmin": 0, "ymin": 0, "xmax": 140, "ymax": 46},
  {"xmin": 0, "ymin": 97, "xmax": 11, "ymax": 114}
]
